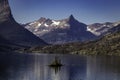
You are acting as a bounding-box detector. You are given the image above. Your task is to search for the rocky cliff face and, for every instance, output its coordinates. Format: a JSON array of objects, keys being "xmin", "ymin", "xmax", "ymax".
[
  {"xmin": 0, "ymin": 0, "xmax": 47, "ymax": 47},
  {"xmin": 0, "ymin": 0, "xmax": 14, "ymax": 22}
]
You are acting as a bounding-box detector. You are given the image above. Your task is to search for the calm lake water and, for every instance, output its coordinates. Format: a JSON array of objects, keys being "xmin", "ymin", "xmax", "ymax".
[{"xmin": 0, "ymin": 53, "xmax": 120, "ymax": 80}]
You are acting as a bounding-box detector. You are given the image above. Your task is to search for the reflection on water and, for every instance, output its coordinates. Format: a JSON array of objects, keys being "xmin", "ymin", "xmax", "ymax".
[
  {"xmin": 0, "ymin": 53, "xmax": 120, "ymax": 80},
  {"xmin": 50, "ymin": 65, "xmax": 62, "ymax": 74},
  {"xmin": 49, "ymin": 56, "xmax": 63, "ymax": 74},
  {"xmin": 86, "ymin": 56, "xmax": 120, "ymax": 80}
]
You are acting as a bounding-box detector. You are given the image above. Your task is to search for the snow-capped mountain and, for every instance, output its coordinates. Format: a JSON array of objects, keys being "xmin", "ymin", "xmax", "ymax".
[
  {"xmin": 87, "ymin": 21, "xmax": 120, "ymax": 36},
  {"xmin": 24, "ymin": 15, "xmax": 96, "ymax": 44},
  {"xmin": 0, "ymin": 0, "xmax": 47, "ymax": 47},
  {"xmin": 25, "ymin": 17, "xmax": 70, "ymax": 36}
]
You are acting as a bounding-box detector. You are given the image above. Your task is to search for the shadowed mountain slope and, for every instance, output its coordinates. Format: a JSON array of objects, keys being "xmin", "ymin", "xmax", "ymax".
[{"xmin": 0, "ymin": 0, "xmax": 47, "ymax": 47}]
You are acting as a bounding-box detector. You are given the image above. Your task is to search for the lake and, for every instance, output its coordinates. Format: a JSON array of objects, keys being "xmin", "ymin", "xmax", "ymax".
[{"xmin": 0, "ymin": 53, "xmax": 120, "ymax": 80}]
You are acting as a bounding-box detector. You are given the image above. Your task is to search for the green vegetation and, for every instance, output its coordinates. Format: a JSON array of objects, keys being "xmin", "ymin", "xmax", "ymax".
[{"xmin": 25, "ymin": 31, "xmax": 120, "ymax": 56}]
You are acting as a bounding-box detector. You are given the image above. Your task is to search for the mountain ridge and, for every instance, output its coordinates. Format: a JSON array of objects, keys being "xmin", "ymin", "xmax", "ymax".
[
  {"xmin": 87, "ymin": 21, "xmax": 120, "ymax": 36},
  {"xmin": 24, "ymin": 15, "xmax": 96, "ymax": 44}
]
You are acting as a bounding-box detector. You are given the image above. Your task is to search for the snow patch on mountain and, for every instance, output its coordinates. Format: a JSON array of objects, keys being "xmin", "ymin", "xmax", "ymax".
[
  {"xmin": 87, "ymin": 22, "xmax": 119, "ymax": 36},
  {"xmin": 29, "ymin": 22, "xmax": 37, "ymax": 25},
  {"xmin": 52, "ymin": 20, "xmax": 60, "ymax": 25},
  {"xmin": 87, "ymin": 27, "xmax": 101, "ymax": 36},
  {"xmin": 38, "ymin": 23, "xmax": 42, "ymax": 26},
  {"xmin": 44, "ymin": 23, "xmax": 49, "ymax": 27}
]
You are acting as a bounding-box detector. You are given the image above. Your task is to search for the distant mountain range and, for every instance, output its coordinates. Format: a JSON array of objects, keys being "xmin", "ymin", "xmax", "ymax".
[
  {"xmin": 28, "ymin": 24, "xmax": 120, "ymax": 56},
  {"xmin": 0, "ymin": 0, "xmax": 47, "ymax": 50},
  {"xmin": 24, "ymin": 15, "xmax": 96, "ymax": 44},
  {"xmin": 87, "ymin": 21, "xmax": 120, "ymax": 36},
  {"xmin": 24, "ymin": 15, "xmax": 120, "ymax": 44}
]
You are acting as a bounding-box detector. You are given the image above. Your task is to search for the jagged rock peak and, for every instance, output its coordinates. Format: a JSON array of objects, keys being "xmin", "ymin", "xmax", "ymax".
[
  {"xmin": 0, "ymin": 0, "xmax": 14, "ymax": 22},
  {"xmin": 69, "ymin": 14, "xmax": 75, "ymax": 20},
  {"xmin": 38, "ymin": 17, "xmax": 46, "ymax": 22}
]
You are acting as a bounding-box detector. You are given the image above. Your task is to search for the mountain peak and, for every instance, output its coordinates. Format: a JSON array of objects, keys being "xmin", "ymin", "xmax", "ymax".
[
  {"xmin": 38, "ymin": 17, "xmax": 46, "ymax": 22},
  {"xmin": 69, "ymin": 14, "xmax": 75, "ymax": 20}
]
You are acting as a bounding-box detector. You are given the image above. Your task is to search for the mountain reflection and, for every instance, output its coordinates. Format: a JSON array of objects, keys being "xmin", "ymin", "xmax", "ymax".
[{"xmin": 86, "ymin": 56, "xmax": 120, "ymax": 80}]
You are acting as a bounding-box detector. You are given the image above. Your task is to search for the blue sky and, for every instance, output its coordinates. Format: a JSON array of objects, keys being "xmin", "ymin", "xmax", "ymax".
[{"xmin": 9, "ymin": 0, "xmax": 120, "ymax": 24}]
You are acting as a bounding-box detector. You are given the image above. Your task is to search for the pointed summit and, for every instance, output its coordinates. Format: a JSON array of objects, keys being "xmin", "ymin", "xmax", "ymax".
[
  {"xmin": 69, "ymin": 14, "xmax": 74, "ymax": 19},
  {"xmin": 68, "ymin": 14, "xmax": 76, "ymax": 23},
  {"xmin": 69, "ymin": 14, "xmax": 75, "ymax": 20}
]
